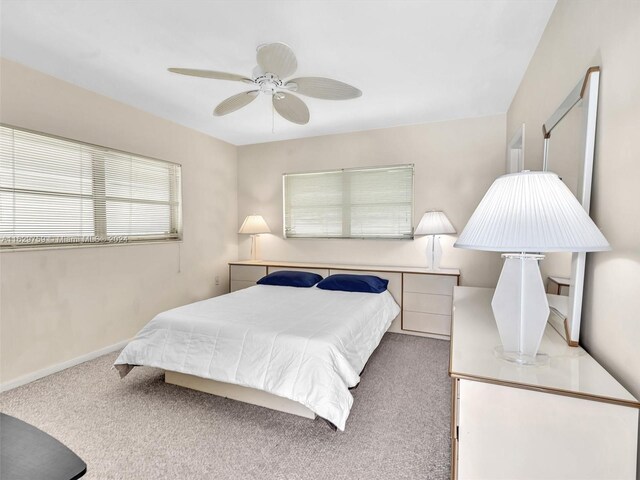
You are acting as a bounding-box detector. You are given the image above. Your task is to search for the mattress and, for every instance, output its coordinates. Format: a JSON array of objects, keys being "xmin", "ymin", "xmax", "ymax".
[{"xmin": 114, "ymin": 284, "xmax": 400, "ymax": 431}]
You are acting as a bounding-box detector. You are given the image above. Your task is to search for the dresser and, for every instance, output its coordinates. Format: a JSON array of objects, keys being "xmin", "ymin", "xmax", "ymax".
[
  {"xmin": 228, "ymin": 260, "xmax": 460, "ymax": 339},
  {"xmin": 450, "ymin": 286, "xmax": 639, "ymax": 480}
]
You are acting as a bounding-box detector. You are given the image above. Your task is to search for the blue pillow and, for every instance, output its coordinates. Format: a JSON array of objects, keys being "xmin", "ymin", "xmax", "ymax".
[
  {"xmin": 316, "ymin": 274, "xmax": 388, "ymax": 294},
  {"xmin": 257, "ymin": 270, "xmax": 323, "ymax": 288}
]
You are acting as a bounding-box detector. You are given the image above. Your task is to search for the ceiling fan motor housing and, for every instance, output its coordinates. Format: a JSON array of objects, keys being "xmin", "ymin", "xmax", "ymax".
[{"xmin": 254, "ymin": 72, "xmax": 283, "ymax": 94}]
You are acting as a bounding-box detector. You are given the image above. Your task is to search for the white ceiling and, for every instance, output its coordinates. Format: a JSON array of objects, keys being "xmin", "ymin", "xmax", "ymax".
[{"xmin": 0, "ymin": 0, "xmax": 556, "ymax": 146}]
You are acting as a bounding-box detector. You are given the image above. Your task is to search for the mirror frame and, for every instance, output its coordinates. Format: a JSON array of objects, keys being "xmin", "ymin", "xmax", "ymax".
[{"xmin": 542, "ymin": 66, "xmax": 600, "ymax": 346}]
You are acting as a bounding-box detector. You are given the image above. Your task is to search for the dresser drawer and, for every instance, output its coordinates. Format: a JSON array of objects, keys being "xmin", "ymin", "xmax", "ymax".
[
  {"xmin": 403, "ymin": 311, "xmax": 451, "ymax": 336},
  {"xmin": 230, "ymin": 265, "xmax": 267, "ymax": 282},
  {"xmin": 403, "ymin": 273, "xmax": 457, "ymax": 295},
  {"xmin": 403, "ymin": 292, "xmax": 452, "ymax": 315}
]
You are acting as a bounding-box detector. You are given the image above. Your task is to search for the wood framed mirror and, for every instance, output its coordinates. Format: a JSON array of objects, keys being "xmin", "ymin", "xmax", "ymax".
[{"xmin": 542, "ymin": 66, "xmax": 600, "ymax": 346}]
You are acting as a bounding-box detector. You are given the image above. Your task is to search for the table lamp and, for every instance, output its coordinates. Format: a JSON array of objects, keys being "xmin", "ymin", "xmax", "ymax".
[
  {"xmin": 239, "ymin": 215, "xmax": 270, "ymax": 261},
  {"xmin": 414, "ymin": 211, "xmax": 456, "ymax": 269},
  {"xmin": 454, "ymin": 171, "xmax": 610, "ymax": 365}
]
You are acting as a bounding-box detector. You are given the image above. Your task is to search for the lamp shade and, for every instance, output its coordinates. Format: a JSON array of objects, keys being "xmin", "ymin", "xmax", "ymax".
[
  {"xmin": 454, "ymin": 171, "xmax": 610, "ymax": 252},
  {"xmin": 238, "ymin": 215, "xmax": 270, "ymax": 234},
  {"xmin": 415, "ymin": 211, "xmax": 456, "ymax": 236}
]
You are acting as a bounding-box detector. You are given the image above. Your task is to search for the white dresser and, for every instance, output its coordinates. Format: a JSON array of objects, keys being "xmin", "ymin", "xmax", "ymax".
[
  {"xmin": 229, "ymin": 260, "xmax": 460, "ymax": 339},
  {"xmin": 450, "ymin": 287, "xmax": 639, "ymax": 480}
]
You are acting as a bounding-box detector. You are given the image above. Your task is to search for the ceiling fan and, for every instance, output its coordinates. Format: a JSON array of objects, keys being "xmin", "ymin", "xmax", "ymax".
[{"xmin": 168, "ymin": 42, "xmax": 362, "ymax": 125}]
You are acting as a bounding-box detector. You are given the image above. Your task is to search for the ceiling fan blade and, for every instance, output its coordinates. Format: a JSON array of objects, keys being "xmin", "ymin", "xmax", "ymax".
[
  {"xmin": 213, "ymin": 91, "xmax": 259, "ymax": 116},
  {"xmin": 286, "ymin": 77, "xmax": 362, "ymax": 100},
  {"xmin": 272, "ymin": 92, "xmax": 309, "ymax": 125},
  {"xmin": 168, "ymin": 68, "xmax": 253, "ymax": 84},
  {"xmin": 256, "ymin": 43, "xmax": 297, "ymax": 78}
]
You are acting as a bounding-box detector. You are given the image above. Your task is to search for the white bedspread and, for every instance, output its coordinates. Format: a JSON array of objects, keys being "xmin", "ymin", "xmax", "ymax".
[{"xmin": 114, "ymin": 285, "xmax": 400, "ymax": 431}]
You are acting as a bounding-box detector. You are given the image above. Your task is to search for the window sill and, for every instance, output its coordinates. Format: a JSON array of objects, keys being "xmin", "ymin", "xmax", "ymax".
[
  {"xmin": 284, "ymin": 236, "xmax": 414, "ymax": 240},
  {"xmin": 0, "ymin": 238, "xmax": 183, "ymax": 253}
]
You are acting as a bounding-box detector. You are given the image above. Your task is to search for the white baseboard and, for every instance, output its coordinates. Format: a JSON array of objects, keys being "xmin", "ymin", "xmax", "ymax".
[{"xmin": 0, "ymin": 338, "xmax": 130, "ymax": 393}]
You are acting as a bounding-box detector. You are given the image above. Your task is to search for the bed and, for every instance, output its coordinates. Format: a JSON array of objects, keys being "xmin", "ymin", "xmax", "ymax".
[{"xmin": 114, "ymin": 279, "xmax": 400, "ymax": 431}]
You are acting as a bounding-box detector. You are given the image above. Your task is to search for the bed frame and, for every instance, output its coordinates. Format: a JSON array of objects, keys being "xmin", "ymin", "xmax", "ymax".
[
  {"xmin": 165, "ymin": 371, "xmax": 316, "ymax": 418},
  {"xmin": 163, "ymin": 265, "xmax": 403, "ymax": 421}
]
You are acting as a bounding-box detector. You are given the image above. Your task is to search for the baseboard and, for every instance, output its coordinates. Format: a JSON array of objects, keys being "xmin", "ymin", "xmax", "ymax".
[{"xmin": 0, "ymin": 338, "xmax": 130, "ymax": 393}]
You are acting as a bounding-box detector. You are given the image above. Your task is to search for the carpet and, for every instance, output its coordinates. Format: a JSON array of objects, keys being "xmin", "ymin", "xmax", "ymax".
[{"xmin": 0, "ymin": 333, "xmax": 451, "ymax": 479}]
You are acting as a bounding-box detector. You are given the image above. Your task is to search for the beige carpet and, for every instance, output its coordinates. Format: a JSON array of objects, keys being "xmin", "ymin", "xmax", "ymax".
[{"xmin": 0, "ymin": 333, "xmax": 451, "ymax": 479}]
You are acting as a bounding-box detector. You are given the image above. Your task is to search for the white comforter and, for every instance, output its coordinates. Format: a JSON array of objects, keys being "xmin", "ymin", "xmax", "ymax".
[{"xmin": 114, "ymin": 285, "xmax": 400, "ymax": 431}]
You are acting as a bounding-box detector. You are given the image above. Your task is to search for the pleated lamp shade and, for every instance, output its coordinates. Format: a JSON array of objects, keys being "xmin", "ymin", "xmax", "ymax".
[
  {"xmin": 415, "ymin": 211, "xmax": 456, "ymax": 236},
  {"xmin": 238, "ymin": 215, "xmax": 271, "ymax": 234},
  {"xmin": 454, "ymin": 171, "xmax": 610, "ymax": 252}
]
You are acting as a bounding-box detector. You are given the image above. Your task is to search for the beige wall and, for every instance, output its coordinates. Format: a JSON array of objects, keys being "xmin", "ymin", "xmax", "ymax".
[
  {"xmin": 0, "ymin": 59, "xmax": 238, "ymax": 384},
  {"xmin": 507, "ymin": 1, "xmax": 640, "ymax": 399},
  {"xmin": 0, "ymin": 59, "xmax": 505, "ymax": 386},
  {"xmin": 238, "ymin": 114, "xmax": 506, "ymax": 288}
]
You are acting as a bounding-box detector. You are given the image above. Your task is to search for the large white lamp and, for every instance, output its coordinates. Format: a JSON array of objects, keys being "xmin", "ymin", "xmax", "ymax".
[
  {"xmin": 415, "ymin": 211, "xmax": 456, "ymax": 269},
  {"xmin": 239, "ymin": 215, "xmax": 270, "ymax": 261},
  {"xmin": 455, "ymin": 171, "xmax": 610, "ymax": 365}
]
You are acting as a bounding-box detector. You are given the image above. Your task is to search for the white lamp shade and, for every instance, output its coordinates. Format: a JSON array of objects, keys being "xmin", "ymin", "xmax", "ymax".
[
  {"xmin": 415, "ymin": 211, "xmax": 456, "ymax": 236},
  {"xmin": 454, "ymin": 171, "xmax": 610, "ymax": 252},
  {"xmin": 238, "ymin": 215, "xmax": 270, "ymax": 234}
]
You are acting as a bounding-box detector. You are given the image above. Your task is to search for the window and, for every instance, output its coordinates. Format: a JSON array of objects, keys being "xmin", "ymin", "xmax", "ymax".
[
  {"xmin": 0, "ymin": 125, "xmax": 182, "ymax": 248},
  {"xmin": 283, "ymin": 164, "xmax": 414, "ymax": 239}
]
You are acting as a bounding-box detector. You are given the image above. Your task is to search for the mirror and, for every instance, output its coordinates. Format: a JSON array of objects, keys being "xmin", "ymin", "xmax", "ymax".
[
  {"xmin": 542, "ymin": 66, "xmax": 600, "ymax": 346},
  {"xmin": 506, "ymin": 123, "xmax": 525, "ymax": 174}
]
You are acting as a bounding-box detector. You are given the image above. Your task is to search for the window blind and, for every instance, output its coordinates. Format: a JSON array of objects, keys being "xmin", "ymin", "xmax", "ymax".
[
  {"xmin": 0, "ymin": 125, "xmax": 182, "ymax": 248},
  {"xmin": 283, "ymin": 164, "xmax": 414, "ymax": 239}
]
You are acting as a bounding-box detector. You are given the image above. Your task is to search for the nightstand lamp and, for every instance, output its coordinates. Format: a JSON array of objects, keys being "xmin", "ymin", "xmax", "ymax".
[
  {"xmin": 455, "ymin": 171, "xmax": 610, "ymax": 365},
  {"xmin": 414, "ymin": 211, "xmax": 456, "ymax": 270},
  {"xmin": 239, "ymin": 215, "xmax": 270, "ymax": 261}
]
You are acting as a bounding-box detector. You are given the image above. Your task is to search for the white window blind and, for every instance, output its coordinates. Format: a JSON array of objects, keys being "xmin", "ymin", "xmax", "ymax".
[
  {"xmin": 0, "ymin": 125, "xmax": 182, "ymax": 248},
  {"xmin": 283, "ymin": 164, "xmax": 414, "ymax": 239}
]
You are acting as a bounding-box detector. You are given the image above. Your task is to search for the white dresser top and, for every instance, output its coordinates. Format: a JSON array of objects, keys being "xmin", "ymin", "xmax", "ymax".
[
  {"xmin": 450, "ymin": 286, "xmax": 639, "ymax": 408},
  {"xmin": 230, "ymin": 259, "xmax": 460, "ymax": 276}
]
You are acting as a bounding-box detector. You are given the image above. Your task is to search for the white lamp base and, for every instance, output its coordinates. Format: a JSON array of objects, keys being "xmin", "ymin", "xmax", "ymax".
[
  {"xmin": 491, "ymin": 253, "xmax": 550, "ymax": 365},
  {"xmin": 493, "ymin": 346, "xmax": 549, "ymax": 366},
  {"xmin": 250, "ymin": 234, "xmax": 260, "ymax": 261},
  {"xmin": 426, "ymin": 235, "xmax": 443, "ymax": 269}
]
